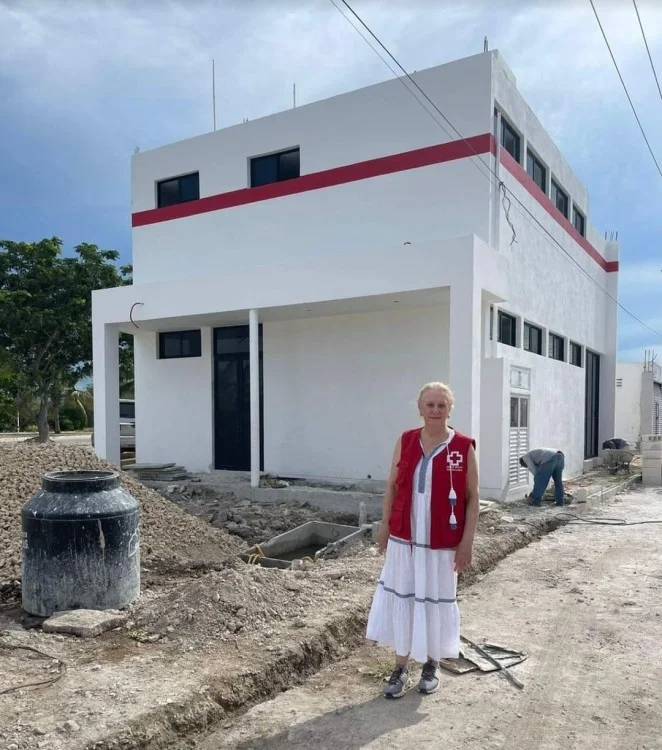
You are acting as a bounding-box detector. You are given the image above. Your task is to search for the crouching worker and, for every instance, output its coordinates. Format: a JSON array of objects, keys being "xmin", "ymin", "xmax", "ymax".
[{"xmin": 520, "ymin": 449, "xmax": 565, "ymax": 507}]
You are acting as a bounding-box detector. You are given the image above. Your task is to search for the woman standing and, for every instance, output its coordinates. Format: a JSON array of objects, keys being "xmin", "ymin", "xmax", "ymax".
[{"xmin": 366, "ymin": 382, "xmax": 479, "ymax": 698}]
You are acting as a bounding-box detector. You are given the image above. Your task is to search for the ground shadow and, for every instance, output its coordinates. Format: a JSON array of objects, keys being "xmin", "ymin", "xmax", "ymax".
[{"xmin": 235, "ymin": 688, "xmax": 428, "ymax": 750}]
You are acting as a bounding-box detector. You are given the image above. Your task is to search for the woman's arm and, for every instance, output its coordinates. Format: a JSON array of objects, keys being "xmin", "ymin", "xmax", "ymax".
[
  {"xmin": 455, "ymin": 444, "xmax": 479, "ymax": 572},
  {"xmin": 378, "ymin": 436, "xmax": 402, "ymax": 553}
]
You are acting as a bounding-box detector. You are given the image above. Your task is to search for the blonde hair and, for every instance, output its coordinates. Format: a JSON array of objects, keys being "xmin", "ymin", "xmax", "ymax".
[{"xmin": 418, "ymin": 381, "xmax": 455, "ymax": 411}]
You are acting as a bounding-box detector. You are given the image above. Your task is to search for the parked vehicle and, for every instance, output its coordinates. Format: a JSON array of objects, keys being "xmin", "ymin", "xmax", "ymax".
[{"xmin": 91, "ymin": 399, "xmax": 135, "ymax": 450}]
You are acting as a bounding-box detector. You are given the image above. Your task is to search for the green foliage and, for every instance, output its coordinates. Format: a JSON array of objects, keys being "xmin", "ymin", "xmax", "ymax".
[{"xmin": 0, "ymin": 238, "xmax": 131, "ymax": 439}]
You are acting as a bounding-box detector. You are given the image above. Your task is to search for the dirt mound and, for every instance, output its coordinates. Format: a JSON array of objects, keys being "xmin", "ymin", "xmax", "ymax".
[{"xmin": 0, "ymin": 442, "xmax": 241, "ymax": 602}]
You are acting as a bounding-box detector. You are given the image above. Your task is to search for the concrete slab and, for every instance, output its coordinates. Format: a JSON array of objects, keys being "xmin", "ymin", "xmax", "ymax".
[{"xmin": 42, "ymin": 609, "xmax": 128, "ymax": 638}]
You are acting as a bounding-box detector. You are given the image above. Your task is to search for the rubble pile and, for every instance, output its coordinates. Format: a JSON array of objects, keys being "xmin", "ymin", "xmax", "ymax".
[{"xmin": 0, "ymin": 442, "xmax": 241, "ymax": 601}]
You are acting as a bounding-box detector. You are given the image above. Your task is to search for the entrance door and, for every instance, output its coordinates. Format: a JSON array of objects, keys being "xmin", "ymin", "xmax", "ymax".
[
  {"xmin": 584, "ymin": 351, "xmax": 600, "ymax": 459},
  {"xmin": 213, "ymin": 326, "xmax": 263, "ymax": 471},
  {"xmin": 508, "ymin": 395, "xmax": 529, "ymax": 487}
]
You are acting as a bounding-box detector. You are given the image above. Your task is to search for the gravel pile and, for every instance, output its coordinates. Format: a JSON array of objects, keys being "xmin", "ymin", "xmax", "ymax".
[{"xmin": 0, "ymin": 442, "xmax": 241, "ymax": 602}]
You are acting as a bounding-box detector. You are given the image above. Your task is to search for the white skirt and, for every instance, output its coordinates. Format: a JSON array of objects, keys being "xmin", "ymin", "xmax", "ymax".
[{"xmin": 366, "ymin": 490, "xmax": 460, "ymax": 663}]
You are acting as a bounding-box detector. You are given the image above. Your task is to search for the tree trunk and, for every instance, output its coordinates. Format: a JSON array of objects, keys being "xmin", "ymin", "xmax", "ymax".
[
  {"xmin": 37, "ymin": 391, "xmax": 50, "ymax": 442},
  {"xmin": 53, "ymin": 406, "xmax": 61, "ymax": 434}
]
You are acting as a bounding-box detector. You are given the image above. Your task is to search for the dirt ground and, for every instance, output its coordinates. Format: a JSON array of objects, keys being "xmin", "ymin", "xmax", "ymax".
[
  {"xmin": 0, "ymin": 494, "xmax": 570, "ymax": 749},
  {"xmin": 192, "ymin": 487, "xmax": 662, "ymax": 750},
  {"xmin": 158, "ymin": 483, "xmax": 359, "ymax": 546}
]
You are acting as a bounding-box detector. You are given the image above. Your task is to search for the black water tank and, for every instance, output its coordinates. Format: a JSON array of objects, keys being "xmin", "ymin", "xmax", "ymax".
[{"xmin": 21, "ymin": 470, "xmax": 140, "ymax": 617}]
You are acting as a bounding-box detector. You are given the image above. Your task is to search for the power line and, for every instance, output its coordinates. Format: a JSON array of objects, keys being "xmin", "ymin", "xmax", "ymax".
[
  {"xmin": 589, "ymin": 0, "xmax": 662, "ymax": 179},
  {"xmin": 329, "ymin": 0, "xmax": 662, "ymax": 342},
  {"xmin": 632, "ymin": 0, "xmax": 662, "ymax": 103}
]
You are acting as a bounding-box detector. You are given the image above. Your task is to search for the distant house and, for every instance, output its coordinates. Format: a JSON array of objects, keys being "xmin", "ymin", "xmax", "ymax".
[
  {"xmin": 92, "ymin": 49, "xmax": 618, "ymax": 498},
  {"xmin": 615, "ymin": 360, "xmax": 662, "ymax": 447}
]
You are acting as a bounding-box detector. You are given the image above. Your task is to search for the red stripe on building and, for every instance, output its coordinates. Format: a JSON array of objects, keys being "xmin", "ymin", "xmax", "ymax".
[
  {"xmin": 499, "ymin": 147, "xmax": 619, "ymax": 273},
  {"xmin": 132, "ymin": 133, "xmax": 493, "ymax": 228},
  {"xmin": 132, "ymin": 131, "xmax": 617, "ymax": 273}
]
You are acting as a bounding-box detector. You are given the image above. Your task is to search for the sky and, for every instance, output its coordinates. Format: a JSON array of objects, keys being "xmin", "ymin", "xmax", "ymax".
[{"xmin": 1, "ymin": 0, "xmax": 661, "ymax": 361}]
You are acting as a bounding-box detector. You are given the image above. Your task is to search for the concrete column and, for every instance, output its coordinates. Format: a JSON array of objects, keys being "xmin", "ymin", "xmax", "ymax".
[
  {"xmin": 249, "ymin": 308, "xmax": 260, "ymax": 488},
  {"xmin": 92, "ymin": 323, "xmax": 120, "ymax": 466},
  {"xmin": 641, "ymin": 434, "xmax": 662, "ymax": 487},
  {"xmin": 448, "ymin": 282, "xmax": 482, "ymax": 442},
  {"xmin": 599, "ymin": 240, "xmax": 619, "ymax": 446}
]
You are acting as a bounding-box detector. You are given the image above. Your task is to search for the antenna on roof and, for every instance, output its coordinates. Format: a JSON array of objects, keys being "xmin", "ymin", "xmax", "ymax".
[
  {"xmin": 293, "ymin": 82, "xmax": 296, "ymax": 108},
  {"xmin": 484, "ymin": 36, "xmax": 488, "ymax": 52},
  {"xmin": 212, "ymin": 59, "xmax": 217, "ymax": 131}
]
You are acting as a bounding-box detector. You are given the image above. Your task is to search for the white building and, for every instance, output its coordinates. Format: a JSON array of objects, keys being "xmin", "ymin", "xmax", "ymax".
[
  {"xmin": 92, "ymin": 50, "xmax": 619, "ymax": 498},
  {"xmin": 615, "ymin": 359, "xmax": 662, "ymax": 447}
]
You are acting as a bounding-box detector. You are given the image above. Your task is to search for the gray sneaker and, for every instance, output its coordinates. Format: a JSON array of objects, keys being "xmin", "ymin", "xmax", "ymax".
[
  {"xmin": 383, "ymin": 666, "xmax": 411, "ymax": 699},
  {"xmin": 417, "ymin": 659, "xmax": 440, "ymax": 694}
]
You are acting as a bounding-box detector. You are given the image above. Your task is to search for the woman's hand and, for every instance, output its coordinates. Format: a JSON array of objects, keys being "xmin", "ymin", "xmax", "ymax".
[
  {"xmin": 378, "ymin": 523, "xmax": 390, "ymax": 554},
  {"xmin": 454, "ymin": 539, "xmax": 473, "ymax": 572}
]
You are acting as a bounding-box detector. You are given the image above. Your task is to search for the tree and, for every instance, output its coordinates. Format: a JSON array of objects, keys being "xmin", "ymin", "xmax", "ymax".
[{"xmin": 0, "ymin": 238, "xmax": 131, "ymax": 441}]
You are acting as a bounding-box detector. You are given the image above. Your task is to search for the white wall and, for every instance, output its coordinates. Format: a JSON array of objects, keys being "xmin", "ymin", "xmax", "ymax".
[
  {"xmin": 615, "ymin": 363, "xmax": 642, "ymax": 445},
  {"xmin": 134, "ymin": 327, "xmax": 214, "ymax": 473},
  {"xmin": 496, "ymin": 345, "xmax": 586, "ymax": 481},
  {"xmin": 263, "ymin": 304, "xmax": 450, "ymax": 480},
  {"xmin": 131, "ymin": 52, "xmax": 493, "ymax": 284}
]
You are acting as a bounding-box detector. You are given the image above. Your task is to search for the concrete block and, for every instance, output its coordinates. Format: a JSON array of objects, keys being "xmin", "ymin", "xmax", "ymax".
[
  {"xmin": 42, "ymin": 609, "xmax": 128, "ymax": 638},
  {"xmin": 642, "ymin": 470, "xmax": 661, "ymax": 487},
  {"xmin": 642, "ymin": 458, "xmax": 662, "ymax": 468}
]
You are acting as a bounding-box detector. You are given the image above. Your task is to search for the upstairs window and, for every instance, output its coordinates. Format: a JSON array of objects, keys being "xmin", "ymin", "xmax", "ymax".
[
  {"xmin": 159, "ymin": 330, "xmax": 202, "ymax": 359},
  {"xmin": 549, "ymin": 333, "xmax": 565, "ymax": 362},
  {"xmin": 501, "ymin": 118, "xmax": 521, "ymax": 163},
  {"xmin": 526, "ymin": 150, "xmax": 546, "ymax": 194},
  {"xmin": 157, "ymin": 172, "xmax": 199, "ymax": 209},
  {"xmin": 498, "ymin": 311, "xmax": 517, "ymax": 347},
  {"xmin": 570, "ymin": 342, "xmax": 583, "ymax": 367},
  {"xmin": 551, "ymin": 179, "xmax": 569, "ymax": 219},
  {"xmin": 573, "ymin": 205, "xmax": 586, "ymax": 237},
  {"xmin": 250, "ymin": 148, "xmax": 300, "ymax": 188},
  {"xmin": 523, "ymin": 322, "xmax": 543, "ymax": 355}
]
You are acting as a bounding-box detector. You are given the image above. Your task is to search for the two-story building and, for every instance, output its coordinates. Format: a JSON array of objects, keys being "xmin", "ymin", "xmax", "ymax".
[{"xmin": 92, "ymin": 49, "xmax": 619, "ymax": 498}]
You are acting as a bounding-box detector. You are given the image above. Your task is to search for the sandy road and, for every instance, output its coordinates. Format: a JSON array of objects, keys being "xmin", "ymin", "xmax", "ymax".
[{"xmin": 195, "ymin": 487, "xmax": 662, "ymax": 750}]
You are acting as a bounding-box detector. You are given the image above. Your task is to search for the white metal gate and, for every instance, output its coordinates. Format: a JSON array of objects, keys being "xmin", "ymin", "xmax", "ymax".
[
  {"xmin": 509, "ymin": 395, "xmax": 529, "ymax": 486},
  {"xmin": 654, "ymin": 382, "xmax": 662, "ymax": 435}
]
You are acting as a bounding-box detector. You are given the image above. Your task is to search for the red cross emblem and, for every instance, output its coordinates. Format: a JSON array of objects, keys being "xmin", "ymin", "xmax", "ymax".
[{"xmin": 448, "ymin": 451, "xmax": 463, "ymax": 471}]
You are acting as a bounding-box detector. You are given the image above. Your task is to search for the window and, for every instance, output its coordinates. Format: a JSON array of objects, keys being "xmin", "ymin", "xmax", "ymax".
[
  {"xmin": 157, "ymin": 172, "xmax": 199, "ymax": 208},
  {"xmin": 119, "ymin": 401, "xmax": 135, "ymax": 420},
  {"xmin": 523, "ymin": 322, "xmax": 543, "ymax": 355},
  {"xmin": 526, "ymin": 150, "xmax": 546, "ymax": 194},
  {"xmin": 573, "ymin": 205, "xmax": 586, "ymax": 237},
  {"xmin": 500, "ymin": 118, "xmax": 521, "ymax": 163},
  {"xmin": 549, "ymin": 333, "xmax": 565, "ymax": 362},
  {"xmin": 250, "ymin": 148, "xmax": 300, "ymax": 188},
  {"xmin": 510, "ymin": 366, "xmax": 531, "ymax": 390},
  {"xmin": 510, "ymin": 396, "xmax": 529, "ymax": 428},
  {"xmin": 498, "ymin": 311, "xmax": 517, "ymax": 347},
  {"xmin": 551, "ymin": 180, "xmax": 569, "ymax": 219},
  {"xmin": 570, "ymin": 342, "xmax": 582, "ymax": 367},
  {"xmin": 489, "ymin": 305, "xmax": 494, "ymax": 341},
  {"xmin": 159, "ymin": 330, "xmax": 202, "ymax": 359}
]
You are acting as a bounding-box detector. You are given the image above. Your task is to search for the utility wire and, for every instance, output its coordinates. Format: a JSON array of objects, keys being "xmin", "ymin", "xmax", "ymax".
[
  {"xmin": 632, "ymin": 0, "xmax": 662, "ymax": 103},
  {"xmin": 330, "ymin": 0, "xmax": 662, "ymax": 342},
  {"xmin": 589, "ymin": 0, "xmax": 662, "ymax": 179}
]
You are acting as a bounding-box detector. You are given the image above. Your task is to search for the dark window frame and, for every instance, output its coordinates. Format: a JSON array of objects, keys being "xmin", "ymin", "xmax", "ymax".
[
  {"xmin": 500, "ymin": 118, "xmax": 521, "ymax": 163},
  {"xmin": 572, "ymin": 205, "xmax": 586, "ymax": 237},
  {"xmin": 551, "ymin": 179, "xmax": 569, "ymax": 219},
  {"xmin": 498, "ymin": 311, "xmax": 517, "ymax": 348},
  {"xmin": 523, "ymin": 322, "xmax": 543, "ymax": 355},
  {"xmin": 250, "ymin": 147, "xmax": 300, "ymax": 188},
  {"xmin": 158, "ymin": 330, "xmax": 202, "ymax": 359},
  {"xmin": 549, "ymin": 333, "xmax": 565, "ymax": 362},
  {"xmin": 156, "ymin": 172, "xmax": 200, "ymax": 209},
  {"xmin": 526, "ymin": 149, "xmax": 546, "ymax": 194},
  {"xmin": 570, "ymin": 342, "xmax": 583, "ymax": 367}
]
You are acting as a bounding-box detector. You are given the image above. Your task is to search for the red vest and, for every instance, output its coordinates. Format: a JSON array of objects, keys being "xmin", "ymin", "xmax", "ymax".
[{"xmin": 388, "ymin": 428, "xmax": 476, "ymax": 550}]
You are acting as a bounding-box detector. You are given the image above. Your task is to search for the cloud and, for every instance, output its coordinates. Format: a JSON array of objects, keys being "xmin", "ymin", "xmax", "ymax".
[{"xmin": 1, "ymin": 0, "xmax": 661, "ymax": 273}]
